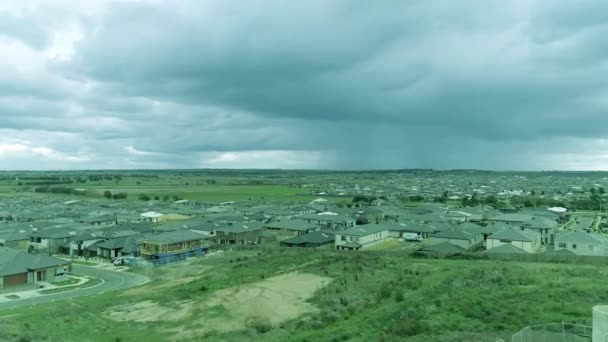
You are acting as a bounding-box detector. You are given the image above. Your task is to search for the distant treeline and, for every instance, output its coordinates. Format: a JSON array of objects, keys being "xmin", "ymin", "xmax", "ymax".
[{"xmin": 33, "ymin": 186, "xmax": 83, "ymax": 195}]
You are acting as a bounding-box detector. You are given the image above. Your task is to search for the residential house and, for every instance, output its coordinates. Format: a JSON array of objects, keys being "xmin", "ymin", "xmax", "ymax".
[
  {"xmin": 265, "ymin": 221, "xmax": 320, "ymax": 236},
  {"xmin": 29, "ymin": 227, "xmax": 78, "ymax": 254},
  {"xmin": 428, "ymin": 226, "xmax": 483, "ymax": 251},
  {"xmin": 280, "ymin": 231, "xmax": 335, "ymax": 248},
  {"xmin": 140, "ymin": 211, "xmax": 164, "ymax": 223},
  {"xmin": 485, "ymin": 243, "xmax": 528, "ymax": 255},
  {"xmin": 0, "ymin": 232, "xmax": 30, "ymax": 250},
  {"xmin": 334, "ymin": 224, "xmax": 391, "ymax": 250},
  {"xmin": 157, "ymin": 213, "xmax": 190, "ymax": 223},
  {"xmin": 554, "ymin": 230, "xmax": 608, "ymax": 256},
  {"xmin": 525, "ymin": 217, "xmax": 559, "ymax": 245},
  {"xmin": 486, "ymin": 228, "xmax": 541, "ymax": 253},
  {"xmin": 293, "ymin": 213, "xmax": 356, "ymax": 229},
  {"xmin": 97, "ymin": 235, "xmax": 140, "ymax": 260},
  {"xmin": 213, "ymin": 223, "xmax": 266, "ymax": 245},
  {"xmin": 141, "ymin": 230, "xmax": 207, "ymax": 265},
  {"xmin": 486, "ymin": 213, "xmax": 534, "ymax": 226},
  {"xmin": 0, "ymin": 247, "xmax": 70, "ymax": 289}
]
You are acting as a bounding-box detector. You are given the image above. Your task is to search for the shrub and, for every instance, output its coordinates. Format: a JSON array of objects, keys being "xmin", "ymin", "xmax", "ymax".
[{"xmin": 247, "ymin": 317, "xmax": 273, "ymax": 334}]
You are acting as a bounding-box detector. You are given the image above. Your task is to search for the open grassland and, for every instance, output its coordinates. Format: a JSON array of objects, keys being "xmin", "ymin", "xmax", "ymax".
[
  {"xmin": 0, "ymin": 249, "xmax": 606, "ymax": 342},
  {"xmin": 0, "ymin": 175, "xmax": 349, "ymax": 203}
]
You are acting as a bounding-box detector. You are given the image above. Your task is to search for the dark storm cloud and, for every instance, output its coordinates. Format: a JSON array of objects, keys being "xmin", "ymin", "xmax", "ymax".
[{"xmin": 2, "ymin": 0, "xmax": 608, "ymax": 169}]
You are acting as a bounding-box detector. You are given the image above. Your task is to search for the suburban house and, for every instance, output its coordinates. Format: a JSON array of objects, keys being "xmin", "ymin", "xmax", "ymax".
[
  {"xmin": 141, "ymin": 230, "xmax": 207, "ymax": 265},
  {"xmin": 140, "ymin": 211, "xmax": 164, "ymax": 223},
  {"xmin": 525, "ymin": 217, "xmax": 559, "ymax": 245},
  {"xmin": 280, "ymin": 231, "xmax": 335, "ymax": 248},
  {"xmin": 29, "ymin": 228, "xmax": 77, "ymax": 254},
  {"xmin": 293, "ymin": 213, "xmax": 356, "ymax": 229},
  {"xmin": 428, "ymin": 227, "xmax": 483, "ymax": 251},
  {"xmin": 446, "ymin": 211, "xmax": 470, "ymax": 223},
  {"xmin": 157, "ymin": 213, "xmax": 190, "ymax": 223},
  {"xmin": 334, "ymin": 224, "xmax": 391, "ymax": 251},
  {"xmin": 265, "ymin": 221, "xmax": 320, "ymax": 236},
  {"xmin": 0, "ymin": 247, "xmax": 71, "ymax": 289},
  {"xmin": 96, "ymin": 235, "xmax": 140, "ymax": 260},
  {"xmin": 554, "ymin": 230, "xmax": 608, "ymax": 256},
  {"xmin": 213, "ymin": 223, "xmax": 266, "ymax": 245},
  {"xmin": 79, "ymin": 214, "xmax": 117, "ymax": 226},
  {"xmin": 0, "ymin": 232, "xmax": 30, "ymax": 250},
  {"xmin": 486, "ymin": 228, "xmax": 541, "ymax": 253},
  {"xmin": 486, "ymin": 213, "xmax": 534, "ymax": 226},
  {"xmin": 485, "ymin": 243, "xmax": 528, "ymax": 255},
  {"xmin": 61, "ymin": 232, "xmax": 101, "ymax": 257},
  {"xmin": 390, "ymin": 223, "xmax": 438, "ymax": 239}
]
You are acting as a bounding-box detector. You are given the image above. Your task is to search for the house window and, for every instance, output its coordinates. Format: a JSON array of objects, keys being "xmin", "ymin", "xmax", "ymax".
[
  {"xmin": 558, "ymin": 243, "xmax": 566, "ymax": 248},
  {"xmin": 572, "ymin": 244, "xmax": 577, "ymax": 249},
  {"xmin": 499, "ymin": 240, "xmax": 512, "ymax": 243},
  {"xmin": 341, "ymin": 236, "xmax": 346, "ymax": 241}
]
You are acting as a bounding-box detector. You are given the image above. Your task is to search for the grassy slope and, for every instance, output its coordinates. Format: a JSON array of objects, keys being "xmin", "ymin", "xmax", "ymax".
[{"xmin": 0, "ymin": 249, "xmax": 605, "ymax": 342}]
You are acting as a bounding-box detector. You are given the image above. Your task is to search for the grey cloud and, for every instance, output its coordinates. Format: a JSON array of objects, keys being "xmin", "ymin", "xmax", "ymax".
[{"xmin": 1, "ymin": 1, "xmax": 608, "ymax": 169}]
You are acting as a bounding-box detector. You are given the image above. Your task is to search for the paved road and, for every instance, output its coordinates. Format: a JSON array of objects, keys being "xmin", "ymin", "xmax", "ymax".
[{"xmin": 0, "ymin": 265, "xmax": 149, "ymax": 311}]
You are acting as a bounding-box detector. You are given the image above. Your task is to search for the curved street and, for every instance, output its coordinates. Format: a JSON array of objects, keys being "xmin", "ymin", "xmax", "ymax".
[{"xmin": 0, "ymin": 265, "xmax": 149, "ymax": 311}]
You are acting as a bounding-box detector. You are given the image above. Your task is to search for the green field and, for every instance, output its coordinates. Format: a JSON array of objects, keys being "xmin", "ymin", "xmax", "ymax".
[
  {"xmin": 0, "ymin": 249, "xmax": 603, "ymax": 342},
  {"xmin": 0, "ymin": 174, "xmax": 350, "ymax": 204}
]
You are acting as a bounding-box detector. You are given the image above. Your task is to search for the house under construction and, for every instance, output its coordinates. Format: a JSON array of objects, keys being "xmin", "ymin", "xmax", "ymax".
[{"xmin": 140, "ymin": 230, "xmax": 208, "ymax": 266}]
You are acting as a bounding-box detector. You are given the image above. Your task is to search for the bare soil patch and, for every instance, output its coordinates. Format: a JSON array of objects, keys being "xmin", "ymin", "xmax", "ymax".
[{"xmin": 107, "ymin": 271, "xmax": 332, "ymax": 340}]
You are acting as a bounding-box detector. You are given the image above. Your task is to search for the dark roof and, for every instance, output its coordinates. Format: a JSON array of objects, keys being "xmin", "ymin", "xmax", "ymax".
[
  {"xmin": 265, "ymin": 221, "xmax": 319, "ymax": 231},
  {"xmin": 489, "ymin": 229, "xmax": 539, "ymax": 242},
  {"xmin": 421, "ymin": 242, "xmax": 466, "ymax": 254},
  {"xmin": 526, "ymin": 217, "xmax": 559, "ymax": 229},
  {"xmin": 338, "ymin": 224, "xmax": 390, "ymax": 237},
  {"xmin": 0, "ymin": 231, "xmax": 29, "ymax": 242},
  {"xmin": 281, "ymin": 231, "xmax": 335, "ymax": 245},
  {"xmin": 555, "ymin": 230, "xmax": 608, "ymax": 245},
  {"xmin": 97, "ymin": 236, "xmax": 134, "ymax": 250},
  {"xmin": 0, "ymin": 247, "xmax": 69, "ymax": 276},
  {"xmin": 214, "ymin": 222, "xmax": 265, "ymax": 234},
  {"xmin": 30, "ymin": 227, "xmax": 76, "ymax": 239},
  {"xmin": 485, "ymin": 244, "xmax": 527, "ymax": 254},
  {"xmin": 431, "ymin": 228, "xmax": 476, "ymax": 240},
  {"xmin": 549, "ymin": 248, "xmax": 577, "ymax": 255},
  {"xmin": 143, "ymin": 230, "xmax": 205, "ymax": 244},
  {"xmin": 488, "ymin": 213, "xmax": 534, "ymax": 223}
]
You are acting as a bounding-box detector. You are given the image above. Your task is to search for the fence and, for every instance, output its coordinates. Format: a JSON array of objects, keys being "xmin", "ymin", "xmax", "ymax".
[
  {"xmin": 215, "ymin": 243, "xmax": 608, "ymax": 266},
  {"xmin": 511, "ymin": 323, "xmax": 591, "ymax": 342},
  {"xmin": 481, "ymin": 252, "xmax": 608, "ymax": 265}
]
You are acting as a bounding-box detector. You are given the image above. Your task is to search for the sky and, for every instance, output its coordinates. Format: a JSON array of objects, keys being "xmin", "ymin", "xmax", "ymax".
[{"xmin": 1, "ymin": 0, "xmax": 608, "ymax": 170}]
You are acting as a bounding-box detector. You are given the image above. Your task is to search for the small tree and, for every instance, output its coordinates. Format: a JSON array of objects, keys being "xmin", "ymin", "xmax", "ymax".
[
  {"xmin": 103, "ymin": 190, "xmax": 112, "ymax": 199},
  {"xmin": 138, "ymin": 193, "xmax": 151, "ymax": 201}
]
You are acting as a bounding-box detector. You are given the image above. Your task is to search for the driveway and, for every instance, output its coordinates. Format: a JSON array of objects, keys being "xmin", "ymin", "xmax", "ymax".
[{"xmin": 0, "ymin": 265, "xmax": 149, "ymax": 311}]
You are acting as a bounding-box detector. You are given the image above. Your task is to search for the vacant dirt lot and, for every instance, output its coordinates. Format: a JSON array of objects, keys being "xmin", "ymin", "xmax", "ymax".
[
  {"xmin": 107, "ymin": 271, "xmax": 332, "ymax": 340},
  {"xmin": 205, "ymin": 271, "xmax": 332, "ymax": 326}
]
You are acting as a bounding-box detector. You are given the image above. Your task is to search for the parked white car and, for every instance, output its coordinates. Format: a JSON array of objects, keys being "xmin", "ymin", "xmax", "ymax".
[{"xmin": 403, "ymin": 233, "xmax": 422, "ymax": 242}]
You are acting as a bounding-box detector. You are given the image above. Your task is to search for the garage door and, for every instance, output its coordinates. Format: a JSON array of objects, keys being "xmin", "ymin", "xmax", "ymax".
[{"xmin": 4, "ymin": 273, "xmax": 27, "ymax": 287}]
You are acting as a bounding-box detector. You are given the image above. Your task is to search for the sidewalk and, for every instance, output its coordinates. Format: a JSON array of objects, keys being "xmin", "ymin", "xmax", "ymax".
[
  {"xmin": 57, "ymin": 256, "xmax": 130, "ymax": 272},
  {"xmin": 0, "ymin": 274, "xmax": 91, "ymax": 303}
]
